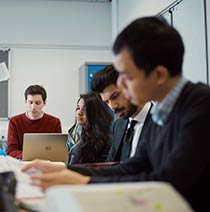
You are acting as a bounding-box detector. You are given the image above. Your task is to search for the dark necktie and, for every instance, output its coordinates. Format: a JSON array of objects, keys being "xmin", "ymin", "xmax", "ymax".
[{"xmin": 120, "ymin": 120, "xmax": 138, "ymax": 161}]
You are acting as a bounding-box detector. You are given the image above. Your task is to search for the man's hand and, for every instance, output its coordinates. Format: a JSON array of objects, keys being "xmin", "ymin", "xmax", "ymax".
[
  {"xmin": 31, "ymin": 169, "xmax": 90, "ymax": 190},
  {"xmin": 21, "ymin": 159, "xmax": 66, "ymax": 173}
]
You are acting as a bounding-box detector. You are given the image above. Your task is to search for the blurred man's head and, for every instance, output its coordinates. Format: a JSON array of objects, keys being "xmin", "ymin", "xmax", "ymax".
[
  {"xmin": 91, "ymin": 65, "xmax": 139, "ymax": 119},
  {"xmin": 113, "ymin": 16, "xmax": 184, "ymax": 105}
]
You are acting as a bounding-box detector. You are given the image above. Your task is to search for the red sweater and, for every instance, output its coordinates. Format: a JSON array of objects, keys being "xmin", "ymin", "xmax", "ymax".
[{"xmin": 7, "ymin": 113, "xmax": 61, "ymax": 159}]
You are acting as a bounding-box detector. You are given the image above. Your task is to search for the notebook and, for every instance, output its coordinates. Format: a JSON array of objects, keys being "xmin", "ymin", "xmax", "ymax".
[{"xmin": 22, "ymin": 133, "xmax": 68, "ymax": 162}]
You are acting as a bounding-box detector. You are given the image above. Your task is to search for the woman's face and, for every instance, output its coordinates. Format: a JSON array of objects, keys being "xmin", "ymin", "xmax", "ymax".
[{"xmin": 75, "ymin": 98, "xmax": 87, "ymax": 127}]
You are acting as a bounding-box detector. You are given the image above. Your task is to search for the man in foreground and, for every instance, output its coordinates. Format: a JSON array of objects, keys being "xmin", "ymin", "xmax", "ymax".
[{"xmin": 22, "ymin": 17, "xmax": 210, "ymax": 212}]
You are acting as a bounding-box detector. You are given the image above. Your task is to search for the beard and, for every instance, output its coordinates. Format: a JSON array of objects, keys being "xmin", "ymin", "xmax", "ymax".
[{"xmin": 114, "ymin": 102, "xmax": 138, "ymax": 119}]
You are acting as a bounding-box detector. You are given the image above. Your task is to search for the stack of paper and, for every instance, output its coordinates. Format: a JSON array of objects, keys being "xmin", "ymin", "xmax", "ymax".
[{"xmin": 0, "ymin": 156, "xmax": 44, "ymax": 211}]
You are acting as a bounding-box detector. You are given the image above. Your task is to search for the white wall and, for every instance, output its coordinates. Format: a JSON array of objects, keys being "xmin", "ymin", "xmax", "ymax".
[
  {"xmin": 0, "ymin": 0, "xmax": 111, "ymax": 47},
  {"xmin": 111, "ymin": 0, "xmax": 209, "ymax": 83},
  {"xmin": 112, "ymin": 0, "xmax": 175, "ymax": 39},
  {"xmin": 172, "ymin": 0, "xmax": 207, "ymax": 83},
  {"xmin": 0, "ymin": 0, "xmax": 112, "ymax": 136}
]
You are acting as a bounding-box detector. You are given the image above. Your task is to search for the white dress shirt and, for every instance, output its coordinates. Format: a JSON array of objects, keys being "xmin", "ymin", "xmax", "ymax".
[{"xmin": 129, "ymin": 102, "xmax": 151, "ymax": 158}]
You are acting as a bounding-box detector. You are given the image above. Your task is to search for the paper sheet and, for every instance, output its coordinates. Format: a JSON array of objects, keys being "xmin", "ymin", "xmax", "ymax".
[
  {"xmin": 0, "ymin": 156, "xmax": 44, "ymax": 199},
  {"xmin": 0, "ymin": 62, "xmax": 10, "ymax": 82}
]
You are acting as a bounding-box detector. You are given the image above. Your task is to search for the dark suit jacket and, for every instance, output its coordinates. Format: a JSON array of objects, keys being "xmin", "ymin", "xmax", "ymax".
[
  {"xmin": 106, "ymin": 118, "xmax": 128, "ymax": 162},
  {"xmin": 106, "ymin": 103, "xmax": 153, "ymax": 162},
  {"xmin": 68, "ymin": 82, "xmax": 210, "ymax": 212}
]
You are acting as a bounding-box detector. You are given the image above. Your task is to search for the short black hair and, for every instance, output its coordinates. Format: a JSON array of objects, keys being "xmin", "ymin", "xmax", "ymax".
[
  {"xmin": 113, "ymin": 16, "xmax": 184, "ymax": 76},
  {"xmin": 24, "ymin": 85, "xmax": 47, "ymax": 101},
  {"xmin": 91, "ymin": 65, "xmax": 118, "ymax": 93}
]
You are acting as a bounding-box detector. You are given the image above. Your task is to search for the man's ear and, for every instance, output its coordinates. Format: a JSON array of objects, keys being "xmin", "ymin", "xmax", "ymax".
[{"xmin": 154, "ymin": 65, "xmax": 169, "ymax": 85}]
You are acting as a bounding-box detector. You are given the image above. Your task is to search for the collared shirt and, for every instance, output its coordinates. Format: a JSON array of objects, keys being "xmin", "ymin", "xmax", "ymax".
[
  {"xmin": 151, "ymin": 77, "xmax": 188, "ymax": 126},
  {"xmin": 129, "ymin": 101, "xmax": 152, "ymax": 158}
]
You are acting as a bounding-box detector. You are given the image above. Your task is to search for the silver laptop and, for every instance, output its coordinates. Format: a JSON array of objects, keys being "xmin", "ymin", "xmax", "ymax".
[{"xmin": 22, "ymin": 133, "xmax": 68, "ymax": 162}]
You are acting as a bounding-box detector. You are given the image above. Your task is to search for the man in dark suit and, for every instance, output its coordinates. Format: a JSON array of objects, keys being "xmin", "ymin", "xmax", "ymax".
[
  {"xmin": 23, "ymin": 16, "xmax": 210, "ymax": 212},
  {"xmin": 91, "ymin": 65, "xmax": 152, "ymax": 162}
]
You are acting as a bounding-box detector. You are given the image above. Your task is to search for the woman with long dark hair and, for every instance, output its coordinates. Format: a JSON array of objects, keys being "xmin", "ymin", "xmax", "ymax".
[{"xmin": 68, "ymin": 91, "xmax": 112, "ymax": 165}]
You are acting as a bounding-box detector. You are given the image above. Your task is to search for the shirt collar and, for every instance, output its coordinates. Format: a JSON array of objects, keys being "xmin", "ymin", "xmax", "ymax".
[
  {"xmin": 151, "ymin": 77, "xmax": 188, "ymax": 126},
  {"xmin": 129, "ymin": 102, "xmax": 152, "ymax": 124}
]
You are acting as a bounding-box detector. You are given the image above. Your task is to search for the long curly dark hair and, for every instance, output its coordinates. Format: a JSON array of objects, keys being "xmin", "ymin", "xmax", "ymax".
[{"xmin": 78, "ymin": 92, "xmax": 113, "ymax": 163}]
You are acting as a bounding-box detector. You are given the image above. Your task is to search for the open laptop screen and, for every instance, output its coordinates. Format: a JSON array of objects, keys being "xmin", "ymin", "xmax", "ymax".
[{"xmin": 22, "ymin": 133, "xmax": 68, "ymax": 162}]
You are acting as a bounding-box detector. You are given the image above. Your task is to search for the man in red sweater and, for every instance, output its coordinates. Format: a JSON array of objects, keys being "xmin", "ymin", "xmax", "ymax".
[{"xmin": 7, "ymin": 84, "xmax": 62, "ymax": 159}]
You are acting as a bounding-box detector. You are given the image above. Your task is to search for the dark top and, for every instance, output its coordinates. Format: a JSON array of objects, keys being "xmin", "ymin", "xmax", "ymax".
[
  {"xmin": 106, "ymin": 118, "xmax": 128, "ymax": 162},
  {"xmin": 68, "ymin": 82, "xmax": 210, "ymax": 212},
  {"xmin": 68, "ymin": 135, "xmax": 111, "ymax": 165}
]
